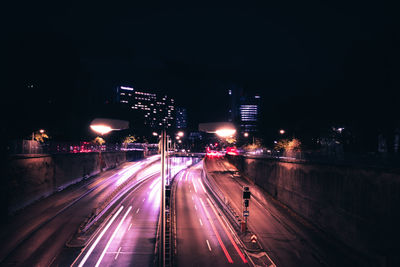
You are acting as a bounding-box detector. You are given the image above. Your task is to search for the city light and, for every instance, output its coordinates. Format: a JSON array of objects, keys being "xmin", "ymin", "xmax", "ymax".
[
  {"xmin": 177, "ymin": 131, "xmax": 184, "ymax": 137},
  {"xmin": 244, "ymin": 132, "xmax": 249, "ymax": 137},
  {"xmin": 216, "ymin": 128, "xmax": 236, "ymax": 137},
  {"xmin": 279, "ymin": 129, "xmax": 285, "ymax": 135},
  {"xmin": 90, "ymin": 125, "xmax": 113, "ymax": 135},
  {"xmin": 152, "ymin": 132, "xmax": 158, "ymax": 136}
]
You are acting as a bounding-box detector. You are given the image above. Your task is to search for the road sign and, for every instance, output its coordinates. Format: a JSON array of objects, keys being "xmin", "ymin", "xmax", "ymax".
[
  {"xmin": 251, "ymin": 234, "xmax": 257, "ymax": 243},
  {"xmin": 243, "ymin": 210, "xmax": 249, "ymax": 217},
  {"xmin": 243, "ymin": 191, "xmax": 251, "ymax": 199}
]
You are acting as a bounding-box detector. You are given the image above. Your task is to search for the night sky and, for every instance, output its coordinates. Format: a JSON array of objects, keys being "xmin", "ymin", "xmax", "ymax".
[{"xmin": 2, "ymin": 3, "xmax": 399, "ymax": 147}]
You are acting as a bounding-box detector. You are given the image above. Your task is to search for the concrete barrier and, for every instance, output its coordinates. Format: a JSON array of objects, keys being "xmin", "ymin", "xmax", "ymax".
[
  {"xmin": 226, "ymin": 155, "xmax": 400, "ymax": 267},
  {"xmin": 5, "ymin": 151, "xmax": 144, "ymax": 214}
]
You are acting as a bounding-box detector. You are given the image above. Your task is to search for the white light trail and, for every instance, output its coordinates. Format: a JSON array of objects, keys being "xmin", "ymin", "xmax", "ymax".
[
  {"xmin": 95, "ymin": 206, "xmax": 132, "ymax": 267},
  {"xmin": 78, "ymin": 206, "xmax": 124, "ymax": 267}
]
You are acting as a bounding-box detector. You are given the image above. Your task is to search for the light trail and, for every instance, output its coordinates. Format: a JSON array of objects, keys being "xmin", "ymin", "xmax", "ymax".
[
  {"xmin": 78, "ymin": 206, "xmax": 124, "ymax": 267},
  {"xmin": 95, "ymin": 206, "xmax": 132, "ymax": 267},
  {"xmin": 199, "ymin": 198, "xmax": 233, "ymax": 263},
  {"xmin": 206, "ymin": 198, "xmax": 248, "ymax": 263},
  {"xmin": 198, "ymin": 178, "xmax": 207, "ymax": 194}
]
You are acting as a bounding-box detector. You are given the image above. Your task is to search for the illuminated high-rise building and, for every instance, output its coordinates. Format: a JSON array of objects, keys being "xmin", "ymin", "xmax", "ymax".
[
  {"xmin": 175, "ymin": 107, "xmax": 187, "ymax": 129},
  {"xmin": 116, "ymin": 85, "xmax": 175, "ymax": 129},
  {"xmin": 227, "ymin": 87, "xmax": 261, "ymax": 134}
]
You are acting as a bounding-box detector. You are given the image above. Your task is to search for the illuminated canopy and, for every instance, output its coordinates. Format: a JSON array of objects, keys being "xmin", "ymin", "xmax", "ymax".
[
  {"xmin": 90, "ymin": 118, "xmax": 129, "ymax": 135},
  {"xmin": 198, "ymin": 122, "xmax": 236, "ymax": 137}
]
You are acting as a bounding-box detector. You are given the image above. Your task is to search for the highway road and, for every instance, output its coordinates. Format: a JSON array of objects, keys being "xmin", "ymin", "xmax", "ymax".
[
  {"xmin": 205, "ymin": 157, "xmax": 356, "ymax": 267},
  {"xmin": 174, "ymin": 163, "xmax": 249, "ymax": 267},
  {"xmin": 0, "ymin": 156, "xmax": 160, "ymax": 266},
  {"xmin": 71, "ymin": 156, "xmax": 195, "ymax": 267}
]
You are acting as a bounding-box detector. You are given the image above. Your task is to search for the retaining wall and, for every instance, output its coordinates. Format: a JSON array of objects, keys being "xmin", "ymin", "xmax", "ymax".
[{"xmin": 5, "ymin": 151, "xmax": 143, "ymax": 214}]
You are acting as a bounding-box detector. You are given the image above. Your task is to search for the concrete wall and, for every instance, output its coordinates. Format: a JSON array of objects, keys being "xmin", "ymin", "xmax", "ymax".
[
  {"xmin": 5, "ymin": 151, "xmax": 143, "ymax": 214},
  {"xmin": 226, "ymin": 155, "xmax": 400, "ymax": 266}
]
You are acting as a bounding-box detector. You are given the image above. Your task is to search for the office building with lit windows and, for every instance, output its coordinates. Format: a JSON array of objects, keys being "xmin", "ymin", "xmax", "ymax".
[
  {"xmin": 227, "ymin": 87, "xmax": 261, "ymax": 135},
  {"xmin": 116, "ymin": 85, "xmax": 175, "ymax": 129},
  {"xmin": 175, "ymin": 107, "xmax": 187, "ymax": 129}
]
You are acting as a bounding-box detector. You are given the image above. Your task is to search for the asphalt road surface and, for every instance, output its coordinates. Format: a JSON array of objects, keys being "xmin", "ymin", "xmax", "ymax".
[
  {"xmin": 0, "ymin": 156, "xmax": 160, "ymax": 266},
  {"xmin": 205, "ymin": 157, "xmax": 357, "ymax": 267},
  {"xmin": 174, "ymin": 163, "xmax": 249, "ymax": 267}
]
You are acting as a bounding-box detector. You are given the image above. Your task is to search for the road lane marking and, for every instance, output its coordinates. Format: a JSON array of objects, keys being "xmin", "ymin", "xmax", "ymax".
[
  {"xmin": 193, "ymin": 180, "xmax": 198, "ymax": 193},
  {"xmin": 143, "ymin": 198, "xmax": 145, "ymax": 202},
  {"xmin": 198, "ymin": 179, "xmax": 207, "ymax": 193},
  {"xmin": 136, "ymin": 208, "xmax": 140, "ymax": 214},
  {"xmin": 78, "ymin": 206, "xmax": 124, "ymax": 267},
  {"xmin": 206, "ymin": 240, "xmax": 212, "ymax": 251},
  {"xmin": 199, "ymin": 218, "xmax": 203, "ymax": 226},
  {"xmin": 194, "ymin": 204, "xmax": 197, "ymax": 210},
  {"xmin": 199, "ymin": 198, "xmax": 233, "ymax": 263},
  {"xmin": 128, "ymin": 223, "xmax": 132, "ymax": 231},
  {"xmin": 192, "ymin": 196, "xmax": 194, "ymax": 201},
  {"xmin": 206, "ymin": 198, "xmax": 248, "ymax": 263},
  {"xmin": 95, "ymin": 206, "xmax": 132, "ymax": 267},
  {"xmin": 114, "ymin": 247, "xmax": 122, "ymax": 260}
]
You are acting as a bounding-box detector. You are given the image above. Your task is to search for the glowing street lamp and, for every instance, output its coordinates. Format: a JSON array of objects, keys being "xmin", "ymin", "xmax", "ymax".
[
  {"xmin": 244, "ymin": 132, "xmax": 249, "ymax": 137},
  {"xmin": 279, "ymin": 129, "xmax": 285, "ymax": 135},
  {"xmin": 90, "ymin": 125, "xmax": 113, "ymax": 135},
  {"xmin": 177, "ymin": 131, "xmax": 184, "ymax": 137},
  {"xmin": 216, "ymin": 128, "xmax": 236, "ymax": 138},
  {"xmin": 153, "ymin": 132, "xmax": 159, "ymax": 136}
]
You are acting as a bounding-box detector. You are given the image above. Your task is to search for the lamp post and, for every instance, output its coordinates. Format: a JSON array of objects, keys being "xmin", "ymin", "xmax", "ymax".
[
  {"xmin": 159, "ymin": 129, "xmax": 166, "ymax": 267},
  {"xmin": 90, "ymin": 124, "xmax": 113, "ymax": 172}
]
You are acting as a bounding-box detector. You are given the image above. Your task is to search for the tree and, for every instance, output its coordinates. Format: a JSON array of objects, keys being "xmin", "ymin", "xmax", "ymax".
[
  {"xmin": 274, "ymin": 138, "xmax": 301, "ymax": 152},
  {"xmin": 93, "ymin": 136, "xmax": 105, "ymax": 145},
  {"xmin": 122, "ymin": 135, "xmax": 137, "ymax": 144}
]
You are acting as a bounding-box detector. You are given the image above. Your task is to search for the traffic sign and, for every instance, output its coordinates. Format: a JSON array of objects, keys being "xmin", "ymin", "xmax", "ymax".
[
  {"xmin": 243, "ymin": 210, "xmax": 249, "ymax": 217},
  {"xmin": 251, "ymin": 234, "xmax": 257, "ymax": 243}
]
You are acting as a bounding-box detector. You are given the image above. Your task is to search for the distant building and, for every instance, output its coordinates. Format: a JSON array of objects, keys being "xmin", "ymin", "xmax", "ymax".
[
  {"xmin": 227, "ymin": 87, "xmax": 261, "ymax": 135},
  {"xmin": 175, "ymin": 107, "xmax": 187, "ymax": 129},
  {"xmin": 116, "ymin": 85, "xmax": 175, "ymax": 129}
]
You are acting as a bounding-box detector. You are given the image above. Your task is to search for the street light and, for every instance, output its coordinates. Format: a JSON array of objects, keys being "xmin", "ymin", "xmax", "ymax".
[
  {"xmin": 90, "ymin": 125, "xmax": 113, "ymax": 135},
  {"xmin": 215, "ymin": 128, "xmax": 236, "ymax": 138},
  {"xmin": 279, "ymin": 129, "xmax": 285, "ymax": 135},
  {"xmin": 177, "ymin": 131, "xmax": 184, "ymax": 137},
  {"xmin": 244, "ymin": 132, "xmax": 249, "ymax": 137},
  {"xmin": 153, "ymin": 132, "xmax": 158, "ymax": 136}
]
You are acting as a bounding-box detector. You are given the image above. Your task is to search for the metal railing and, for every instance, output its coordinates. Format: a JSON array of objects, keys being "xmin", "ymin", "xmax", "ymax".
[{"xmin": 7, "ymin": 140, "xmax": 158, "ymax": 155}]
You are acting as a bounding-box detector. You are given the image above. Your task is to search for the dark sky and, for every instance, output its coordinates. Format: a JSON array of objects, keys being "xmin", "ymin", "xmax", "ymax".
[{"xmin": 2, "ymin": 2, "xmax": 399, "ymax": 140}]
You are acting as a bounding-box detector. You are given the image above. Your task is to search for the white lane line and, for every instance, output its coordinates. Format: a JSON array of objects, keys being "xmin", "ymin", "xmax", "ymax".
[
  {"xmin": 194, "ymin": 204, "xmax": 197, "ymax": 210},
  {"xmin": 136, "ymin": 208, "xmax": 140, "ymax": 214},
  {"xmin": 114, "ymin": 247, "xmax": 122, "ymax": 260},
  {"xmin": 199, "ymin": 218, "xmax": 203, "ymax": 226},
  {"xmin": 128, "ymin": 223, "xmax": 132, "ymax": 231},
  {"xmin": 199, "ymin": 179, "xmax": 207, "ymax": 193},
  {"xmin": 193, "ymin": 180, "xmax": 198, "ymax": 193},
  {"xmin": 206, "ymin": 239, "xmax": 212, "ymax": 251},
  {"xmin": 95, "ymin": 206, "xmax": 132, "ymax": 267},
  {"xmin": 192, "ymin": 196, "xmax": 194, "ymax": 201},
  {"xmin": 78, "ymin": 206, "xmax": 124, "ymax": 267}
]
